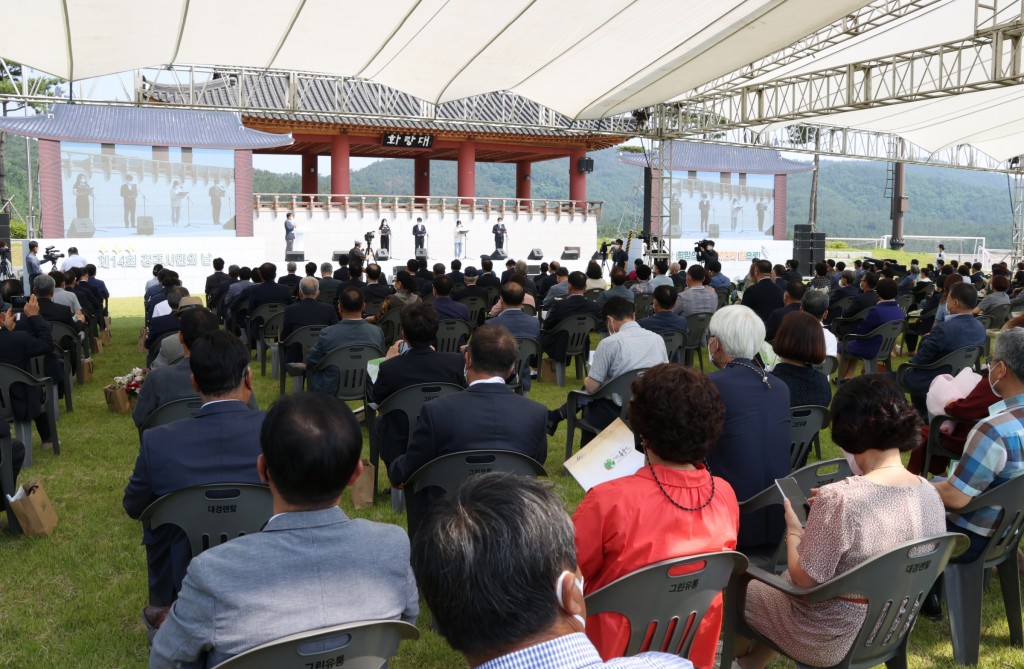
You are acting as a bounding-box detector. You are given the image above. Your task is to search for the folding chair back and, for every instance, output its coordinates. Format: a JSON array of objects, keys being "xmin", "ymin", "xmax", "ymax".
[
  {"xmin": 377, "ymin": 308, "xmax": 403, "ymax": 346},
  {"xmin": 458, "ymin": 296, "xmax": 487, "ymax": 327},
  {"xmin": 278, "ymin": 325, "xmax": 327, "ymax": 396},
  {"xmin": 312, "ymin": 345, "xmax": 384, "ymax": 402},
  {"xmin": 788, "ymin": 405, "xmax": 829, "ymax": 471},
  {"xmin": 661, "ymin": 330, "xmax": 685, "ymax": 363},
  {"xmin": 49, "ymin": 320, "xmax": 85, "ymax": 388},
  {"xmin": 812, "ymin": 354, "xmax": 838, "ymax": 377},
  {"xmin": 254, "ymin": 308, "xmax": 286, "ymax": 376},
  {"xmin": 510, "ymin": 337, "xmax": 540, "ymax": 396},
  {"xmin": 436, "ymin": 319, "xmax": 471, "ymax": 353},
  {"xmin": 896, "ymin": 293, "xmax": 914, "ymax": 314},
  {"xmin": 550, "ymin": 314, "xmax": 598, "ymax": 386},
  {"xmin": 214, "ymin": 620, "xmax": 420, "ymax": 669},
  {"xmin": 566, "ymin": 368, "xmax": 646, "ymax": 459},
  {"xmin": 585, "ymin": 552, "xmax": 748, "ymax": 659},
  {"xmin": 138, "ymin": 483, "xmax": 273, "ymax": 556},
  {"xmin": 844, "ymin": 319, "xmax": 905, "ymax": 373},
  {"xmin": 683, "ymin": 312, "xmax": 712, "ymax": 371},
  {"xmin": 0, "ymin": 363, "xmax": 60, "ymax": 466},
  {"xmin": 634, "ymin": 292, "xmax": 654, "ymax": 318},
  {"xmin": 139, "ymin": 397, "xmax": 204, "ymax": 437},
  {"xmin": 364, "ymin": 297, "xmax": 384, "ymax": 317},
  {"xmin": 584, "ymin": 288, "xmax": 605, "ymax": 302},
  {"xmin": 896, "ymin": 344, "xmax": 983, "ymax": 391}
]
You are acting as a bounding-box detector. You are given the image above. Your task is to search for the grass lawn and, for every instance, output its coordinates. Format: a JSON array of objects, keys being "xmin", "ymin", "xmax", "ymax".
[{"xmin": 0, "ymin": 297, "xmax": 1021, "ymax": 668}]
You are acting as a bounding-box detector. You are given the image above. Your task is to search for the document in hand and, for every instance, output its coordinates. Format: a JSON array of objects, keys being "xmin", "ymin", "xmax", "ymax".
[{"xmin": 564, "ymin": 418, "xmax": 645, "ymax": 492}]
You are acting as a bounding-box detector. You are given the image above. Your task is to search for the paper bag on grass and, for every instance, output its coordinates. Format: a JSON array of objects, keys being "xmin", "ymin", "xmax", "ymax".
[
  {"xmin": 137, "ymin": 327, "xmax": 147, "ymax": 353},
  {"xmin": 104, "ymin": 385, "xmax": 132, "ymax": 413},
  {"xmin": 81, "ymin": 358, "xmax": 94, "ymax": 383},
  {"xmin": 101, "ymin": 329, "xmax": 112, "ymax": 346},
  {"xmin": 9, "ymin": 481, "xmax": 58, "ymax": 536},
  {"xmin": 564, "ymin": 418, "xmax": 645, "ymax": 492},
  {"xmin": 351, "ymin": 460, "xmax": 376, "ymax": 510}
]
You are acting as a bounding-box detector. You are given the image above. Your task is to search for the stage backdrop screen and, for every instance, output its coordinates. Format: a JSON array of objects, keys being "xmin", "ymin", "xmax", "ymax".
[
  {"xmin": 666, "ymin": 172, "xmax": 775, "ymax": 239},
  {"xmin": 61, "ymin": 142, "xmax": 236, "ymax": 238}
]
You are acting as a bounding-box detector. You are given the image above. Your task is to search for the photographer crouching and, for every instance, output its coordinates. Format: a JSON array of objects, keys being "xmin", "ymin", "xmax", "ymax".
[{"xmin": 695, "ymin": 239, "xmax": 718, "ymax": 268}]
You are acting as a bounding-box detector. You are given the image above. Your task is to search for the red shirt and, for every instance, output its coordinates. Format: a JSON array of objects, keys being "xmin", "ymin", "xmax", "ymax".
[{"xmin": 572, "ymin": 464, "xmax": 739, "ymax": 669}]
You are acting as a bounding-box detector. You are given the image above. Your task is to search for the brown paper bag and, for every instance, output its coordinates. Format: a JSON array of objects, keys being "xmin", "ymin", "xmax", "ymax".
[
  {"xmin": 81, "ymin": 358, "xmax": 94, "ymax": 384},
  {"xmin": 104, "ymin": 316, "xmax": 112, "ymax": 329},
  {"xmin": 137, "ymin": 327, "xmax": 147, "ymax": 353},
  {"xmin": 104, "ymin": 385, "xmax": 132, "ymax": 413},
  {"xmin": 10, "ymin": 481, "xmax": 58, "ymax": 536},
  {"xmin": 539, "ymin": 357, "xmax": 558, "ymax": 383},
  {"xmin": 101, "ymin": 329, "xmax": 112, "ymax": 346},
  {"xmin": 91, "ymin": 336, "xmax": 102, "ymax": 354},
  {"xmin": 351, "ymin": 459, "xmax": 376, "ymax": 510}
]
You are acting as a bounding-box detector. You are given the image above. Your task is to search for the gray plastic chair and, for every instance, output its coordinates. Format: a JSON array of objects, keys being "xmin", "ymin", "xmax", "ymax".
[
  {"xmin": 920, "ymin": 414, "xmax": 965, "ymax": 478},
  {"xmin": 138, "ymin": 483, "xmax": 273, "ymax": 556},
  {"xmin": 789, "ymin": 405, "xmax": 829, "ymax": 471},
  {"xmin": 509, "ymin": 337, "xmax": 540, "ymax": 397},
  {"xmin": 138, "ymin": 397, "xmax": 204, "ymax": 439},
  {"xmin": 151, "ymin": 330, "xmax": 183, "ymax": 366},
  {"xmin": 49, "ymin": 320, "xmax": 85, "ymax": 393},
  {"xmin": 584, "ymin": 287, "xmax": 605, "ymax": 302},
  {"xmin": 548, "ymin": 314, "xmax": 598, "ymax": 387},
  {"xmin": 251, "ymin": 305, "xmax": 286, "ymax": 376},
  {"xmin": 364, "ymin": 297, "xmax": 384, "ymax": 317},
  {"xmin": 311, "ymin": 345, "xmax": 384, "ymax": 402},
  {"xmin": 277, "ymin": 325, "xmax": 327, "ymax": 397},
  {"xmin": 521, "ymin": 304, "xmax": 537, "ymax": 317},
  {"xmin": 458, "ymin": 296, "xmax": 488, "ymax": 328},
  {"xmin": 840, "ymin": 319, "xmax": 905, "ymax": 374},
  {"xmin": 435, "ymin": 319, "xmax": 471, "ymax": 353},
  {"xmin": 376, "ymin": 308, "xmax": 403, "ymax": 346},
  {"xmin": 0, "ymin": 363, "xmax": 60, "ymax": 467},
  {"xmin": 812, "ymin": 354, "xmax": 838, "ymax": 378},
  {"xmin": 403, "ymin": 449, "xmax": 546, "ymax": 537},
  {"xmin": 214, "ymin": 620, "xmax": 420, "ymax": 669},
  {"xmin": 683, "ymin": 312, "xmax": 713, "ymax": 371},
  {"xmin": 661, "ymin": 329, "xmax": 686, "ymax": 363},
  {"xmin": 585, "ymin": 552, "xmax": 748, "ymax": 664},
  {"xmin": 565, "ymin": 368, "xmax": 646, "ymax": 459},
  {"xmin": 896, "ymin": 344, "xmax": 983, "ymax": 391},
  {"xmin": 829, "ymin": 306, "xmax": 871, "ymax": 336},
  {"xmin": 895, "ymin": 293, "xmax": 914, "ymax": 314},
  {"xmin": 365, "ymin": 382, "xmax": 464, "ymax": 497},
  {"xmin": 943, "ymin": 474, "xmax": 1024, "ymax": 665},
  {"xmin": 1, "ymin": 435, "xmax": 21, "ymax": 535},
  {"xmin": 633, "ymin": 292, "xmax": 654, "ymax": 318},
  {"xmin": 737, "ymin": 533, "xmax": 968, "ymax": 669}
]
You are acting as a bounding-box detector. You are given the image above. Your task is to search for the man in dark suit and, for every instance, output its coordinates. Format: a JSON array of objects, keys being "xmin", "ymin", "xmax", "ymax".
[
  {"xmin": 280, "ymin": 277, "xmax": 339, "ymax": 363},
  {"xmin": 639, "ymin": 285, "xmax": 688, "ymax": 335},
  {"xmin": 492, "ymin": 218, "xmax": 508, "ymax": 253},
  {"xmin": 477, "ymin": 258, "xmax": 501, "ymax": 289},
  {"xmin": 32, "ymin": 274, "xmax": 82, "ymax": 378},
  {"xmin": 412, "ymin": 218, "xmax": 427, "ymax": 253},
  {"xmin": 123, "ymin": 330, "xmax": 266, "ymax": 617},
  {"xmin": 69, "ymin": 268, "xmax": 101, "ymax": 317},
  {"xmin": 452, "ymin": 267, "xmax": 489, "ymax": 302},
  {"xmin": 277, "ymin": 261, "xmax": 301, "ymax": 295},
  {"xmin": 317, "ymin": 263, "xmax": 342, "ymax": 300},
  {"xmin": 537, "ymin": 260, "xmax": 560, "ymax": 297},
  {"xmin": 447, "ymin": 259, "xmax": 465, "ymax": 286},
  {"xmin": 737, "ymin": 259, "xmax": 783, "ymax": 322},
  {"xmin": 493, "ymin": 283, "xmax": 541, "ymax": 341},
  {"xmin": 204, "ymin": 258, "xmax": 228, "ymax": 299},
  {"xmin": 902, "ymin": 283, "xmax": 987, "ymax": 415},
  {"xmin": 845, "ymin": 271, "xmax": 880, "ymax": 318},
  {"xmin": 540, "ymin": 271, "xmax": 601, "ymax": 364},
  {"xmin": 500, "ymin": 259, "xmax": 516, "ymax": 284},
  {"xmin": 1, "ymin": 296, "xmax": 57, "ymax": 451},
  {"xmin": 370, "ymin": 302, "xmax": 466, "ymax": 466},
  {"xmin": 363, "ymin": 264, "xmax": 395, "ymax": 302},
  {"xmin": 764, "ymin": 281, "xmax": 806, "ymax": 341},
  {"xmin": 783, "ymin": 259, "xmax": 802, "ymax": 283},
  {"xmin": 133, "ymin": 307, "xmax": 259, "ymax": 428},
  {"xmin": 331, "ymin": 254, "xmax": 351, "ymax": 282},
  {"xmin": 431, "ymin": 275, "xmax": 470, "ymax": 322},
  {"xmin": 828, "ymin": 269, "xmax": 860, "ymax": 310},
  {"xmin": 144, "ymin": 286, "xmax": 188, "ymax": 366},
  {"xmin": 209, "ymin": 265, "xmax": 239, "ymax": 312},
  {"xmin": 414, "ymin": 258, "xmax": 434, "ymax": 297},
  {"xmin": 389, "ymin": 324, "xmax": 547, "ymax": 527},
  {"xmin": 247, "ymin": 263, "xmax": 292, "ymax": 314}
]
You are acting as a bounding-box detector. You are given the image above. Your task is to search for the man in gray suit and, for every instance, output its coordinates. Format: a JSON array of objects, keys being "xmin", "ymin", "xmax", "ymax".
[
  {"xmin": 150, "ymin": 393, "xmax": 419, "ymax": 669},
  {"xmin": 303, "ymin": 287, "xmax": 386, "ymax": 395}
]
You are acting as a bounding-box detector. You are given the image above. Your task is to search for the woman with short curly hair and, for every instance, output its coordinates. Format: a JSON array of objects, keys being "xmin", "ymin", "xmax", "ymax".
[{"xmin": 573, "ymin": 363, "xmax": 739, "ymax": 669}]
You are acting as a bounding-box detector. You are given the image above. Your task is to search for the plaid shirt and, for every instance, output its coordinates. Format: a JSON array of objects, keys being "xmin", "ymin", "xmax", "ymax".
[
  {"xmin": 477, "ymin": 633, "xmax": 693, "ymax": 669},
  {"xmin": 948, "ymin": 394, "xmax": 1024, "ymax": 536}
]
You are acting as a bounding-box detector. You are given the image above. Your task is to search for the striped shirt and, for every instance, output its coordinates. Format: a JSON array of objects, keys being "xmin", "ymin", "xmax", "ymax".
[
  {"xmin": 477, "ymin": 633, "xmax": 693, "ymax": 669},
  {"xmin": 948, "ymin": 394, "xmax": 1024, "ymax": 536}
]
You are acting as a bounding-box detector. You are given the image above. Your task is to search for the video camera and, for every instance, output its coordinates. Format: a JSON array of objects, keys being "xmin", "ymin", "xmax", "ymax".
[
  {"xmin": 364, "ymin": 231, "xmax": 375, "ymax": 243},
  {"xmin": 694, "ymin": 239, "xmax": 713, "ymax": 261},
  {"xmin": 42, "ymin": 245, "xmax": 64, "ymax": 265}
]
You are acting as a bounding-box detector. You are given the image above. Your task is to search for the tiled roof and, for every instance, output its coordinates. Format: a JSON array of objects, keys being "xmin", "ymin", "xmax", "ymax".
[
  {"xmin": 0, "ymin": 103, "xmax": 293, "ymax": 150},
  {"xmin": 618, "ymin": 140, "xmax": 813, "ymax": 175}
]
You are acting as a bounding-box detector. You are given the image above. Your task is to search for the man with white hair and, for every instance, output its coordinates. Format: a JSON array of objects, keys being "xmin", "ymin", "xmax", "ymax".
[
  {"xmin": 280, "ymin": 276, "xmax": 338, "ymax": 363},
  {"xmin": 799, "ymin": 290, "xmax": 837, "ymax": 357}
]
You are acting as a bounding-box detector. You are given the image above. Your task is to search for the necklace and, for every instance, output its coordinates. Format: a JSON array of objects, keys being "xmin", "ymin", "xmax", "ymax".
[
  {"xmin": 727, "ymin": 360, "xmax": 771, "ymax": 389},
  {"xmin": 867, "ymin": 464, "xmax": 904, "ymax": 474},
  {"xmin": 647, "ymin": 460, "xmax": 716, "ymax": 512}
]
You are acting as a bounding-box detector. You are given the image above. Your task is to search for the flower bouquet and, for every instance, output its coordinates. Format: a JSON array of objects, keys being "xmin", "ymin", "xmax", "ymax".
[{"xmin": 104, "ymin": 367, "xmax": 148, "ymax": 413}]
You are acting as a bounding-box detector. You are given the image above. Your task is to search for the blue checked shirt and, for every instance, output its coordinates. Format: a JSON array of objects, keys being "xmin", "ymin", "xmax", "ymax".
[
  {"xmin": 948, "ymin": 394, "xmax": 1024, "ymax": 537},
  {"xmin": 477, "ymin": 634, "xmax": 693, "ymax": 669}
]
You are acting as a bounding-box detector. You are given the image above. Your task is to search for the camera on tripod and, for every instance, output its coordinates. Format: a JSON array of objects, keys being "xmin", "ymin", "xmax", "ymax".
[
  {"xmin": 43, "ymin": 246, "xmax": 64, "ymax": 265},
  {"xmin": 364, "ymin": 231, "xmax": 375, "ymax": 243}
]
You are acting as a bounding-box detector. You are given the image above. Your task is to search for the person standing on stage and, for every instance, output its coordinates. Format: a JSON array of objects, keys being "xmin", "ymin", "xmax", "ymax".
[
  {"xmin": 699, "ymin": 193, "xmax": 710, "ymax": 233},
  {"xmin": 170, "ymin": 180, "xmax": 184, "ymax": 226},
  {"xmin": 413, "ymin": 218, "xmax": 427, "ymax": 254},
  {"xmin": 121, "ymin": 174, "xmax": 139, "ymax": 228},
  {"xmin": 492, "ymin": 217, "xmax": 507, "ymax": 253},
  {"xmin": 730, "ymin": 198, "xmax": 742, "ymax": 231},
  {"xmin": 283, "ymin": 212, "xmax": 297, "ymax": 254},
  {"xmin": 378, "ymin": 219, "xmax": 391, "ymax": 253},
  {"xmin": 453, "ymin": 220, "xmax": 466, "ymax": 259},
  {"xmin": 209, "ymin": 179, "xmax": 226, "ymax": 226},
  {"xmin": 73, "ymin": 174, "xmax": 93, "ymax": 219},
  {"xmin": 756, "ymin": 197, "xmax": 768, "ymax": 232}
]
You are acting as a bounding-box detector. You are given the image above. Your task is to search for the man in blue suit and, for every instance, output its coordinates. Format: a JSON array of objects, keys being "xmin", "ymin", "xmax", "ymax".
[
  {"xmin": 902, "ymin": 282, "xmax": 986, "ymax": 416},
  {"xmin": 638, "ymin": 285, "xmax": 688, "ymax": 335},
  {"xmin": 151, "ymin": 393, "xmax": 418, "ymax": 669},
  {"xmin": 430, "ymin": 275, "xmax": 471, "ymax": 322},
  {"xmin": 124, "ymin": 330, "xmax": 266, "ymax": 620},
  {"xmin": 492, "ymin": 282, "xmax": 540, "ymax": 341}
]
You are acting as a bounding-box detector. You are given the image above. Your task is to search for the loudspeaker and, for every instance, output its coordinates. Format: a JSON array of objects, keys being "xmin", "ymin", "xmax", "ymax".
[
  {"xmin": 577, "ymin": 157, "xmax": 594, "ymax": 173},
  {"xmin": 560, "ymin": 246, "xmax": 580, "ymax": 261},
  {"xmin": 708, "ymin": 223, "xmax": 720, "ymax": 239},
  {"xmin": 375, "ymin": 248, "xmax": 390, "ymax": 261},
  {"xmin": 137, "ymin": 216, "xmax": 154, "ymax": 235},
  {"xmin": 528, "ymin": 248, "xmax": 544, "ymax": 260},
  {"xmin": 415, "ymin": 248, "xmax": 427, "ymax": 261},
  {"xmin": 332, "ymin": 251, "xmax": 348, "ymax": 262},
  {"xmin": 490, "ymin": 250, "xmax": 507, "ymax": 260},
  {"xmin": 68, "ymin": 218, "xmax": 95, "ymax": 238},
  {"xmin": 0, "ymin": 212, "xmax": 9, "ymax": 240},
  {"xmin": 285, "ymin": 252, "xmax": 305, "ymax": 262}
]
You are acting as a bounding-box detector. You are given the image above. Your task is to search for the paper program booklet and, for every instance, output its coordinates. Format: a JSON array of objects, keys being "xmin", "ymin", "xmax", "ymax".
[{"xmin": 564, "ymin": 418, "xmax": 645, "ymax": 492}]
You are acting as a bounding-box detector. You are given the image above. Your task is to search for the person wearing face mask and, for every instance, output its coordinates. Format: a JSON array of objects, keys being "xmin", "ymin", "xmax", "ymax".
[
  {"xmin": 546, "ymin": 297, "xmax": 668, "ymax": 438},
  {"xmin": 705, "ymin": 305, "xmax": 791, "ymax": 551},
  {"xmin": 573, "ymin": 364, "xmax": 738, "ymax": 668},
  {"xmin": 736, "ymin": 375, "xmax": 946, "ymax": 669},
  {"xmin": 412, "ymin": 473, "xmax": 695, "ymax": 669}
]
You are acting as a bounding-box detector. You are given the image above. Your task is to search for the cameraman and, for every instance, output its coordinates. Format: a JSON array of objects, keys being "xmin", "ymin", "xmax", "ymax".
[
  {"xmin": 349, "ymin": 239, "xmax": 366, "ymax": 264},
  {"xmin": 24, "ymin": 241, "xmax": 42, "ymax": 293},
  {"xmin": 695, "ymin": 239, "xmax": 718, "ymax": 267}
]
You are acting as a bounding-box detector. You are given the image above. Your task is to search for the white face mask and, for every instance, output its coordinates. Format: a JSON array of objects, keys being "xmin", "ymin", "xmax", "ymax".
[
  {"xmin": 990, "ymin": 361, "xmax": 1005, "ymax": 398},
  {"xmin": 554, "ymin": 571, "xmax": 586, "ymax": 629},
  {"xmin": 841, "ymin": 449, "xmax": 864, "ymax": 476}
]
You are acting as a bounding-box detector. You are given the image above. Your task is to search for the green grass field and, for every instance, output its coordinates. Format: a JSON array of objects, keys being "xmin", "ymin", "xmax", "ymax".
[{"xmin": 0, "ymin": 297, "xmax": 1021, "ymax": 668}]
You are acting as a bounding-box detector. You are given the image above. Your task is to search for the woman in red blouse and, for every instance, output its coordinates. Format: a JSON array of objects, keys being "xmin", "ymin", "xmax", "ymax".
[{"xmin": 572, "ymin": 363, "xmax": 740, "ymax": 669}]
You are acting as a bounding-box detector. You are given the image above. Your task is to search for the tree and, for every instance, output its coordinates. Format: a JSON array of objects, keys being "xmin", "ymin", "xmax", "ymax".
[{"xmin": 0, "ymin": 59, "xmax": 62, "ymax": 229}]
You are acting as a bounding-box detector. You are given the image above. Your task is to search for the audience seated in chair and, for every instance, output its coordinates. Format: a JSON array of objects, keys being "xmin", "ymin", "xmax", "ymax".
[
  {"xmin": 574, "ymin": 364, "xmax": 738, "ymax": 667},
  {"xmin": 763, "ymin": 281, "xmax": 805, "ymax": 342},
  {"xmin": 389, "ymin": 324, "xmax": 548, "ymax": 529},
  {"xmin": 737, "ymin": 260, "xmax": 783, "ymax": 323},
  {"xmin": 735, "ymin": 375, "xmax": 946, "ymax": 668},
  {"xmin": 303, "ymin": 287, "xmax": 386, "ymax": 396},
  {"xmin": 280, "ymin": 277, "xmax": 339, "ymax": 364},
  {"xmin": 638, "ymin": 285, "xmax": 687, "ymax": 335},
  {"xmin": 150, "ymin": 393, "xmax": 418, "ymax": 669},
  {"xmin": 547, "ymin": 296, "xmax": 667, "ymax": 439},
  {"xmin": 541, "ymin": 266, "xmax": 571, "ymax": 307},
  {"xmin": 770, "ymin": 311, "xmax": 831, "ymax": 408},
  {"xmin": 363, "ymin": 263, "xmax": 395, "ymax": 302},
  {"xmin": 488, "ymin": 273, "xmax": 536, "ymax": 317},
  {"xmin": 411, "ymin": 473, "xmax": 694, "ymax": 669},
  {"xmin": 597, "ymin": 266, "xmax": 635, "ymax": 307},
  {"xmin": 0, "ymin": 295, "xmax": 57, "ymax": 450},
  {"xmin": 673, "ymin": 265, "xmax": 718, "ymax": 319},
  {"xmin": 540, "ymin": 271, "xmax": 602, "ymax": 367},
  {"xmin": 798, "ymin": 290, "xmax": 837, "ymax": 357},
  {"xmin": 123, "ymin": 330, "xmax": 266, "ymax": 617},
  {"xmin": 430, "ymin": 275, "xmax": 471, "ymax": 322},
  {"xmin": 144, "ymin": 286, "xmax": 189, "ymax": 367},
  {"xmin": 366, "ymin": 271, "xmax": 420, "ymax": 325},
  {"xmin": 837, "ymin": 277, "xmax": 903, "ymax": 380}
]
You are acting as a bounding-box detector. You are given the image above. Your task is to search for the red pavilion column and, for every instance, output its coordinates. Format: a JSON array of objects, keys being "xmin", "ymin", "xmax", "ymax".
[
  {"xmin": 458, "ymin": 141, "xmax": 476, "ymax": 205},
  {"xmin": 569, "ymin": 149, "xmax": 587, "ymax": 203},
  {"xmin": 516, "ymin": 161, "xmax": 532, "ymax": 201},
  {"xmin": 414, "ymin": 157, "xmax": 430, "ymax": 205},
  {"xmin": 301, "ymin": 153, "xmax": 318, "ymax": 203},
  {"xmin": 330, "ymin": 135, "xmax": 351, "ymax": 201}
]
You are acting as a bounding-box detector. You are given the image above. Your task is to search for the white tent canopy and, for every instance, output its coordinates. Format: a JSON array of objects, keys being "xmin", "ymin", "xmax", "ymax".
[{"xmin": 0, "ymin": 0, "xmax": 867, "ymax": 119}]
